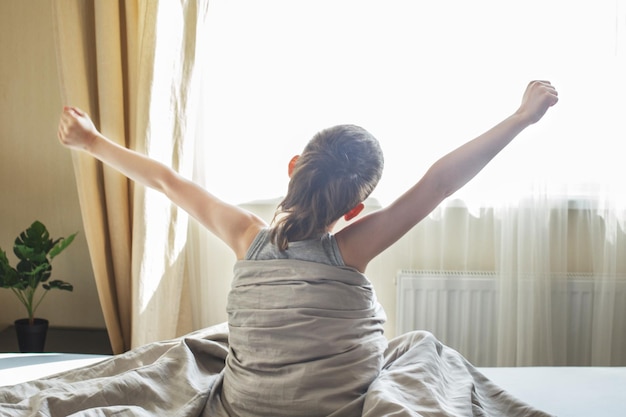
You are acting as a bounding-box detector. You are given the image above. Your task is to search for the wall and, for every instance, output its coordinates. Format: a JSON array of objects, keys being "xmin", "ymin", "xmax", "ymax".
[{"xmin": 0, "ymin": 1, "xmax": 105, "ymax": 329}]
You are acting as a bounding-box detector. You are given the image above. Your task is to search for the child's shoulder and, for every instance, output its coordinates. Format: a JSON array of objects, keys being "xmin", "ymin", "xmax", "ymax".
[
  {"xmin": 245, "ymin": 229, "xmax": 345, "ymax": 267},
  {"xmin": 244, "ymin": 227, "xmax": 272, "ymax": 260}
]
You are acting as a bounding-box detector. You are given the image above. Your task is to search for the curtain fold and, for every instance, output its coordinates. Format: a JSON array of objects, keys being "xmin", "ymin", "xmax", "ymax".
[
  {"xmin": 52, "ymin": 0, "xmax": 131, "ymax": 354},
  {"xmin": 128, "ymin": 0, "xmax": 207, "ymax": 348},
  {"xmin": 493, "ymin": 193, "xmax": 571, "ymax": 366},
  {"xmin": 52, "ymin": 0, "xmax": 208, "ymax": 352}
]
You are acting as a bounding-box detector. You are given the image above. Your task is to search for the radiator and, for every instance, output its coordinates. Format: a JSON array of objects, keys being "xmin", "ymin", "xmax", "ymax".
[
  {"xmin": 395, "ymin": 270, "xmax": 605, "ymax": 366},
  {"xmin": 396, "ymin": 270, "xmax": 497, "ymax": 366}
]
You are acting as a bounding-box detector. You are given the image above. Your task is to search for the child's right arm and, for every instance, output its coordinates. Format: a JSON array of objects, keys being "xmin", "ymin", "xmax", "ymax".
[
  {"xmin": 337, "ymin": 81, "xmax": 559, "ymax": 272},
  {"xmin": 57, "ymin": 107, "xmax": 266, "ymax": 258}
]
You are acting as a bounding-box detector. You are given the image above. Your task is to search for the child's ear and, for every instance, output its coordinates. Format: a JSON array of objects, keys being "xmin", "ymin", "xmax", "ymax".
[
  {"xmin": 288, "ymin": 155, "xmax": 299, "ymax": 177},
  {"xmin": 344, "ymin": 203, "xmax": 365, "ymax": 222}
]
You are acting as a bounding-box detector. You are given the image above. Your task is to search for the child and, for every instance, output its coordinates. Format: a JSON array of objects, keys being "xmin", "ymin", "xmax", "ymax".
[{"xmin": 57, "ymin": 80, "xmax": 558, "ymax": 416}]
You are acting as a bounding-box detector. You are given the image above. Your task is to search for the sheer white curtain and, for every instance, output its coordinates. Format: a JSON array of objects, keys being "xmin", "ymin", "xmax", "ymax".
[
  {"xmin": 493, "ymin": 190, "xmax": 626, "ymax": 366},
  {"xmin": 187, "ymin": 0, "xmax": 626, "ymax": 365}
]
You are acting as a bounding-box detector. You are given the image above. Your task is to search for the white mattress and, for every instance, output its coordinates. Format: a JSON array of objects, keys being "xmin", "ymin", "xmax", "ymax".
[
  {"xmin": 0, "ymin": 353, "xmax": 109, "ymax": 387},
  {"xmin": 480, "ymin": 366, "xmax": 626, "ymax": 417},
  {"xmin": 1, "ymin": 354, "xmax": 625, "ymax": 416}
]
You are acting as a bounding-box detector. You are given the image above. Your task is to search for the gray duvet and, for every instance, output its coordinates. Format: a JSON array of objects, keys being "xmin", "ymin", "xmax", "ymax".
[{"xmin": 0, "ymin": 259, "xmax": 552, "ymax": 416}]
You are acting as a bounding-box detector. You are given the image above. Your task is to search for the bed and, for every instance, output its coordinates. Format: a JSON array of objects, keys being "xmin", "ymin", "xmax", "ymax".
[{"xmin": 1, "ymin": 323, "xmax": 625, "ymax": 416}]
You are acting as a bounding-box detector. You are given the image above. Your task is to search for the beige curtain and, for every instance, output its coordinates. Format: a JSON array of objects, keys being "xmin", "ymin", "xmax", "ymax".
[{"xmin": 52, "ymin": 0, "xmax": 208, "ymax": 352}]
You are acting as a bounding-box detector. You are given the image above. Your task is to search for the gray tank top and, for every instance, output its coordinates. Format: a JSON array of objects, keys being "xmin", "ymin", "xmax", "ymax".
[{"xmin": 245, "ymin": 228, "xmax": 345, "ymax": 267}]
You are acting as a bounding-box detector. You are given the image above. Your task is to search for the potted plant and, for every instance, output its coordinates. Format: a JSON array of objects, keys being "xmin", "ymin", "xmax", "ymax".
[{"xmin": 0, "ymin": 220, "xmax": 76, "ymax": 352}]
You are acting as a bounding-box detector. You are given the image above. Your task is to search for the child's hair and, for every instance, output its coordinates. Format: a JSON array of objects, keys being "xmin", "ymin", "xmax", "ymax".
[{"xmin": 271, "ymin": 124, "xmax": 384, "ymax": 250}]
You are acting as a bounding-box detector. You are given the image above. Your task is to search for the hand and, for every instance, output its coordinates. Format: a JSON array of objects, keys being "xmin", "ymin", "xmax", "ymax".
[
  {"xmin": 516, "ymin": 80, "xmax": 559, "ymax": 125},
  {"xmin": 57, "ymin": 106, "xmax": 99, "ymax": 151}
]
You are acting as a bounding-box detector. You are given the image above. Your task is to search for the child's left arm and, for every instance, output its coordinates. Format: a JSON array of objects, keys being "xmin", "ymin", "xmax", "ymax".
[{"xmin": 57, "ymin": 106, "xmax": 266, "ymax": 258}]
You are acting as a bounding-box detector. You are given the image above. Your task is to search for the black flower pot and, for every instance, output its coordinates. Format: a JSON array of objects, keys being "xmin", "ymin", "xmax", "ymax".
[{"xmin": 14, "ymin": 318, "xmax": 49, "ymax": 353}]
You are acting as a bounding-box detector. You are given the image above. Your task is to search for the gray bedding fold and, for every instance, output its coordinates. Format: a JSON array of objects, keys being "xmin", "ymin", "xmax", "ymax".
[
  {"xmin": 364, "ymin": 331, "xmax": 551, "ymax": 417},
  {"xmin": 0, "ymin": 324, "xmax": 230, "ymax": 416},
  {"xmin": 0, "ymin": 259, "xmax": 553, "ymax": 417},
  {"xmin": 220, "ymin": 260, "xmax": 388, "ymax": 416}
]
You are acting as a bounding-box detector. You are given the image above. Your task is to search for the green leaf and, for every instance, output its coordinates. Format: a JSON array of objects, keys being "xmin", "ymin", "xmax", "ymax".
[
  {"xmin": 0, "ymin": 249, "xmax": 9, "ymax": 272},
  {"xmin": 43, "ymin": 280, "xmax": 73, "ymax": 291},
  {"xmin": 17, "ymin": 261, "xmax": 52, "ymax": 285},
  {"xmin": 0, "ymin": 250, "xmax": 20, "ymax": 288},
  {"xmin": 49, "ymin": 232, "xmax": 77, "ymax": 259},
  {"xmin": 14, "ymin": 221, "xmax": 53, "ymax": 262}
]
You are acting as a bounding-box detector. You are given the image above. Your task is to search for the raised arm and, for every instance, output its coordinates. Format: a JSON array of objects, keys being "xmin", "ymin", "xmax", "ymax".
[
  {"xmin": 57, "ymin": 107, "xmax": 266, "ymax": 258},
  {"xmin": 337, "ymin": 81, "xmax": 559, "ymax": 272}
]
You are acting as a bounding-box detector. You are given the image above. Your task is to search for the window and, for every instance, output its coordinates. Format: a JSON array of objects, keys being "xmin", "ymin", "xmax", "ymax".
[{"xmin": 195, "ymin": 0, "xmax": 625, "ymax": 207}]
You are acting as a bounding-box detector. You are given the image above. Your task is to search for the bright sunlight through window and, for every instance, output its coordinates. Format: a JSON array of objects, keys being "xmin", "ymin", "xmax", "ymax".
[{"xmin": 195, "ymin": 0, "xmax": 625, "ymax": 207}]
